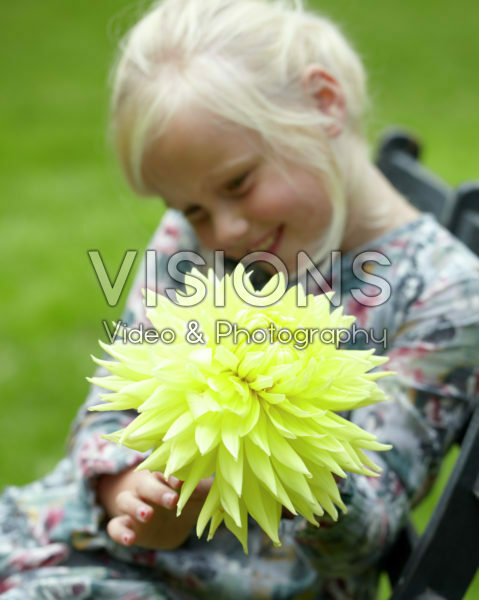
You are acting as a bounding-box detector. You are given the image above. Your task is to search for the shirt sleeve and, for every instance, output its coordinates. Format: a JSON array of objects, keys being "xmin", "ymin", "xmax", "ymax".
[
  {"xmin": 67, "ymin": 210, "xmax": 199, "ymax": 485},
  {"xmin": 292, "ymin": 263, "xmax": 479, "ymax": 577}
]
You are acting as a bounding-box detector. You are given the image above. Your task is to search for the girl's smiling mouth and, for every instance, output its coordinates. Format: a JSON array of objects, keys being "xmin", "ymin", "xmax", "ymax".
[{"xmin": 248, "ymin": 225, "xmax": 284, "ymax": 254}]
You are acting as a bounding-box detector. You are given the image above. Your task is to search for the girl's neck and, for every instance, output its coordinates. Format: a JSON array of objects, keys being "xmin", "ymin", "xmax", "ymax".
[{"xmin": 340, "ymin": 159, "xmax": 421, "ymax": 254}]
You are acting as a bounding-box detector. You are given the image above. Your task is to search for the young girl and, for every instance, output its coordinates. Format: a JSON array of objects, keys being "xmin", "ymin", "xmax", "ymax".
[{"xmin": 1, "ymin": 0, "xmax": 478, "ymax": 598}]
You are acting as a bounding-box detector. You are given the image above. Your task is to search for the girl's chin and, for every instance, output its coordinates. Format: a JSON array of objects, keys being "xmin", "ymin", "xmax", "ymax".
[{"xmin": 255, "ymin": 254, "xmax": 297, "ymax": 277}]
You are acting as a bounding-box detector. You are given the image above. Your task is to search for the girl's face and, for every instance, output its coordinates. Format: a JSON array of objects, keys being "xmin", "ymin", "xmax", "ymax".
[{"xmin": 142, "ymin": 110, "xmax": 333, "ymax": 275}]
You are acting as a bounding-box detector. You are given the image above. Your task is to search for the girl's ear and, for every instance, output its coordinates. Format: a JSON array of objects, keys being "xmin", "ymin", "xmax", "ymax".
[{"xmin": 301, "ymin": 64, "xmax": 347, "ymax": 138}]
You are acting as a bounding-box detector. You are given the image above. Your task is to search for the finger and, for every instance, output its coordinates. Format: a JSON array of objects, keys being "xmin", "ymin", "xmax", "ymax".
[
  {"xmin": 107, "ymin": 514, "xmax": 136, "ymax": 547},
  {"xmin": 136, "ymin": 474, "xmax": 179, "ymax": 510},
  {"xmin": 116, "ymin": 490, "xmax": 154, "ymax": 523},
  {"xmin": 151, "ymin": 471, "xmax": 183, "ymax": 491},
  {"xmin": 190, "ymin": 476, "xmax": 214, "ymax": 500},
  {"xmin": 167, "ymin": 475, "xmax": 183, "ymax": 490}
]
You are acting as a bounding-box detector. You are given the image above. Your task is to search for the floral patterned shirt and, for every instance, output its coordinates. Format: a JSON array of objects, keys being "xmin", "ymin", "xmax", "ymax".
[{"xmin": 1, "ymin": 211, "xmax": 478, "ymax": 600}]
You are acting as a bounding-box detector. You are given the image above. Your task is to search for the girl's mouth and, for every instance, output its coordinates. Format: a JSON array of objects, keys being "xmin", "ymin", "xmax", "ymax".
[{"xmin": 249, "ymin": 225, "xmax": 284, "ymax": 254}]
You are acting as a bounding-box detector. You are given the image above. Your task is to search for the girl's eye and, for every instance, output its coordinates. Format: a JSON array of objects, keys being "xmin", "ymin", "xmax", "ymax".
[
  {"xmin": 224, "ymin": 171, "xmax": 250, "ymax": 193},
  {"xmin": 183, "ymin": 205, "xmax": 208, "ymax": 223}
]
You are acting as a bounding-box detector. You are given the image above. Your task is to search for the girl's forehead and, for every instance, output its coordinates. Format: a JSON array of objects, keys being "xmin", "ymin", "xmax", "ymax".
[
  {"xmin": 141, "ymin": 109, "xmax": 263, "ymax": 193},
  {"xmin": 163, "ymin": 107, "xmax": 261, "ymax": 154},
  {"xmin": 144, "ymin": 112, "xmax": 264, "ymax": 168}
]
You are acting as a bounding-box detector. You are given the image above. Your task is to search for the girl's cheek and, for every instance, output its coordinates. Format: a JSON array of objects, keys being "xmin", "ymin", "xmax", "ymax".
[
  {"xmin": 194, "ymin": 223, "xmax": 217, "ymax": 250},
  {"xmin": 248, "ymin": 186, "xmax": 290, "ymax": 219}
]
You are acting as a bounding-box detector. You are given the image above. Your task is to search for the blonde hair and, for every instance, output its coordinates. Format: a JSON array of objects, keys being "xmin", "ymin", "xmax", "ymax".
[{"xmin": 111, "ymin": 0, "xmax": 369, "ymax": 264}]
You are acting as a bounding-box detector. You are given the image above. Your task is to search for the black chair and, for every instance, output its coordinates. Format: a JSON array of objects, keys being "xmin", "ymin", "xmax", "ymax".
[
  {"xmin": 376, "ymin": 130, "xmax": 456, "ymax": 227},
  {"xmin": 376, "ymin": 130, "xmax": 479, "ymax": 600},
  {"xmin": 449, "ymin": 183, "xmax": 479, "ymax": 257}
]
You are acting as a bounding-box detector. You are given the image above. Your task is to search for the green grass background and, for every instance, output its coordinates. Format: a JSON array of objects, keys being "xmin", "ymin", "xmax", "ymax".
[{"xmin": 1, "ymin": 1, "xmax": 478, "ymax": 597}]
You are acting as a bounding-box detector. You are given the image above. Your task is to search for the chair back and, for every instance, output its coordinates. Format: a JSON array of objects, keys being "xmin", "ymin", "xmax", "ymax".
[{"xmin": 376, "ymin": 130, "xmax": 479, "ymax": 600}]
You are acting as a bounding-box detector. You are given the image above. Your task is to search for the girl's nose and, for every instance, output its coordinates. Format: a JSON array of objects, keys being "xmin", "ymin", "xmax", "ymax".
[{"xmin": 213, "ymin": 205, "xmax": 249, "ymax": 248}]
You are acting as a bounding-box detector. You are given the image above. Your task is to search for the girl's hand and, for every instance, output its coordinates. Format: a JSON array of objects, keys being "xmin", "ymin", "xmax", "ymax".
[{"xmin": 97, "ymin": 467, "xmax": 213, "ymax": 550}]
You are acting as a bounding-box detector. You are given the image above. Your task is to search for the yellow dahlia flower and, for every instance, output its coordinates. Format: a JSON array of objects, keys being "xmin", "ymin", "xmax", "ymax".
[{"xmin": 89, "ymin": 265, "xmax": 393, "ymax": 553}]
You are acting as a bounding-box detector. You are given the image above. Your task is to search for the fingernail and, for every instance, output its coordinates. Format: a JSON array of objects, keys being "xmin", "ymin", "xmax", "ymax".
[
  {"xmin": 122, "ymin": 533, "xmax": 132, "ymax": 545},
  {"xmin": 164, "ymin": 492, "xmax": 177, "ymax": 508},
  {"xmin": 169, "ymin": 476, "xmax": 181, "ymax": 488},
  {"xmin": 137, "ymin": 507, "xmax": 148, "ymax": 522}
]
